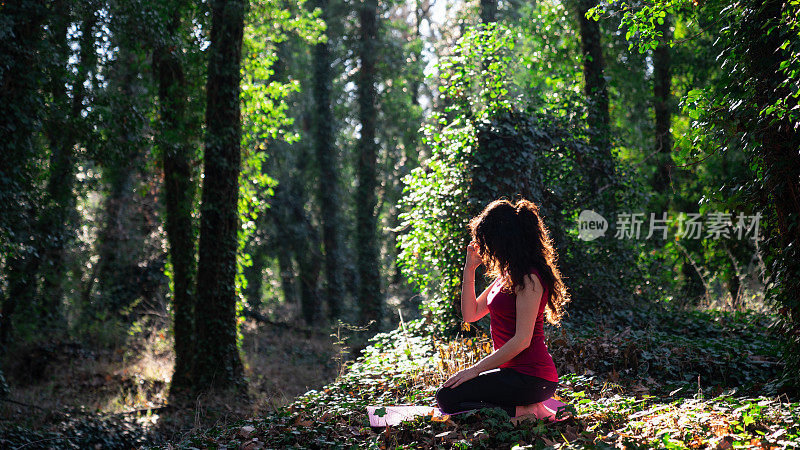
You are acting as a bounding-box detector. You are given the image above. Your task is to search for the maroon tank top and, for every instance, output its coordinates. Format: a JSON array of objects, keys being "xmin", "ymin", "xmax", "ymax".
[{"xmin": 486, "ymin": 267, "xmax": 559, "ymax": 382}]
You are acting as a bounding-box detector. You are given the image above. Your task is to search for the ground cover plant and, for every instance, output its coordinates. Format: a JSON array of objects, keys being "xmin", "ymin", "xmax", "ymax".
[{"xmin": 167, "ymin": 304, "xmax": 800, "ymax": 449}]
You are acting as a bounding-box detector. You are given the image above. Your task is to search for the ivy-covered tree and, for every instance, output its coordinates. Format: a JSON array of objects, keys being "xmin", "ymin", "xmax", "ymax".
[
  {"xmin": 94, "ymin": 0, "xmax": 154, "ymax": 319},
  {"xmin": 311, "ymin": 0, "xmax": 346, "ymax": 320},
  {"xmin": 572, "ymin": 0, "xmax": 617, "ymax": 215},
  {"xmin": 193, "ymin": 0, "xmax": 248, "ymax": 392},
  {"xmin": 153, "ymin": 0, "xmax": 200, "ymax": 394},
  {"xmin": 0, "ymin": 0, "xmax": 50, "ymax": 346},
  {"xmin": 651, "ymin": 14, "xmax": 673, "ymax": 200},
  {"xmin": 356, "ymin": 0, "xmax": 383, "ymax": 327},
  {"xmin": 39, "ymin": 0, "xmax": 99, "ymax": 326}
]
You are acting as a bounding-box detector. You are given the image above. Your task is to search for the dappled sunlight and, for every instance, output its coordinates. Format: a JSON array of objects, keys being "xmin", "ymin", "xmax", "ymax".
[{"xmin": 169, "ymin": 307, "xmax": 800, "ymax": 448}]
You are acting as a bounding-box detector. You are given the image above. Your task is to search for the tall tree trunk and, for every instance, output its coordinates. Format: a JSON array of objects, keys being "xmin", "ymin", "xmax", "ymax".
[
  {"xmin": 288, "ymin": 85, "xmax": 322, "ymax": 324},
  {"xmin": 574, "ymin": 0, "xmax": 615, "ymax": 214},
  {"xmin": 193, "ymin": 0, "xmax": 246, "ymax": 392},
  {"xmin": 40, "ymin": 0, "xmax": 71, "ymax": 325},
  {"xmin": 311, "ymin": 0, "xmax": 345, "ymax": 320},
  {"xmin": 652, "ymin": 16, "xmax": 673, "ymax": 197},
  {"xmin": 0, "ymin": 0, "xmax": 49, "ymax": 347},
  {"xmin": 271, "ymin": 176, "xmax": 298, "ymax": 305},
  {"xmin": 155, "ymin": 1, "xmax": 198, "ymax": 395},
  {"xmin": 576, "ymin": 0, "xmax": 610, "ymax": 152},
  {"xmin": 743, "ymin": 0, "xmax": 800, "ymax": 378},
  {"xmin": 41, "ymin": 0, "xmax": 98, "ymax": 325},
  {"xmin": 480, "ymin": 0, "xmax": 497, "ymax": 23},
  {"xmin": 95, "ymin": 41, "xmax": 149, "ymax": 318},
  {"xmin": 356, "ymin": 0, "xmax": 382, "ymax": 328},
  {"xmin": 95, "ymin": 4, "xmax": 153, "ymax": 318},
  {"xmin": 290, "ymin": 167, "xmax": 322, "ymax": 324}
]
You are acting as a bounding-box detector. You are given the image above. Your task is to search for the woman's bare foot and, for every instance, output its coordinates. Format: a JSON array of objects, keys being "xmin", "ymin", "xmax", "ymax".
[{"xmin": 513, "ymin": 401, "xmax": 557, "ymax": 421}]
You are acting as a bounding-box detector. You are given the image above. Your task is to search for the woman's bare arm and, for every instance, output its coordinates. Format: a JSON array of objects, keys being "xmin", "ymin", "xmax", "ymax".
[
  {"xmin": 461, "ymin": 241, "xmax": 491, "ymax": 322},
  {"xmin": 461, "ymin": 267, "xmax": 492, "ymax": 322},
  {"xmin": 444, "ymin": 273, "xmax": 543, "ymax": 387}
]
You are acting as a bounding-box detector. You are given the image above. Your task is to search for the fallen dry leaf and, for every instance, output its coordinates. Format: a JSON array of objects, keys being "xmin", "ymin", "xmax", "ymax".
[{"xmin": 238, "ymin": 425, "xmax": 255, "ymax": 439}]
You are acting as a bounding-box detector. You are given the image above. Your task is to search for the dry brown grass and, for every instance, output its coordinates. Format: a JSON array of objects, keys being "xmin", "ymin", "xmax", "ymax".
[{"xmin": 401, "ymin": 322, "xmax": 494, "ymax": 395}]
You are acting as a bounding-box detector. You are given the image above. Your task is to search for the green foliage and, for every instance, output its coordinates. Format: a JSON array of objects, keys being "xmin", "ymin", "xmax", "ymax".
[
  {"xmin": 235, "ymin": 0, "xmax": 324, "ymax": 341},
  {"xmin": 599, "ymin": 0, "xmax": 800, "ymax": 392},
  {"xmin": 0, "ymin": 416, "xmax": 164, "ymax": 449},
  {"xmin": 170, "ymin": 306, "xmax": 799, "ymax": 449},
  {"xmin": 397, "ymin": 23, "xmax": 645, "ymax": 334}
]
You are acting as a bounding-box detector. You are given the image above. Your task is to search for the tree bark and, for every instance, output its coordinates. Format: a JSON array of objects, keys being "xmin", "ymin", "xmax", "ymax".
[
  {"xmin": 193, "ymin": 0, "xmax": 247, "ymax": 392},
  {"xmin": 154, "ymin": 1, "xmax": 198, "ymax": 395},
  {"xmin": 271, "ymin": 180, "xmax": 298, "ymax": 305},
  {"xmin": 290, "ymin": 169, "xmax": 322, "ymax": 325},
  {"xmin": 95, "ymin": 21, "xmax": 150, "ymax": 318},
  {"xmin": 356, "ymin": 0, "xmax": 382, "ymax": 328},
  {"xmin": 576, "ymin": 0, "xmax": 610, "ymax": 153},
  {"xmin": 744, "ymin": 0, "xmax": 800, "ymax": 355},
  {"xmin": 311, "ymin": 0, "xmax": 346, "ymax": 320},
  {"xmin": 652, "ymin": 15, "xmax": 674, "ymax": 196}
]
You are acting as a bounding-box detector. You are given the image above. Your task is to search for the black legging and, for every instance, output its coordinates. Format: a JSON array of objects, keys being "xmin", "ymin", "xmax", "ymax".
[{"xmin": 435, "ymin": 368, "xmax": 558, "ymax": 417}]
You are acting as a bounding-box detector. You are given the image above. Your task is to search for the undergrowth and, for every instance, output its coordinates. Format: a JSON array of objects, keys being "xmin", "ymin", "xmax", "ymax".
[{"xmin": 167, "ymin": 305, "xmax": 800, "ymax": 449}]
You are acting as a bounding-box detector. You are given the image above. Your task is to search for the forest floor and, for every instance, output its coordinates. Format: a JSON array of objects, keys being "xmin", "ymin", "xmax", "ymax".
[
  {"xmin": 2, "ymin": 302, "xmax": 799, "ymax": 449},
  {"xmin": 167, "ymin": 304, "xmax": 800, "ymax": 449},
  {"xmin": 0, "ymin": 301, "xmax": 344, "ymax": 449}
]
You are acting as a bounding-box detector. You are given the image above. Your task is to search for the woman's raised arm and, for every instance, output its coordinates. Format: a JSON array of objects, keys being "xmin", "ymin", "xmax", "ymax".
[{"xmin": 461, "ymin": 241, "xmax": 491, "ymax": 322}]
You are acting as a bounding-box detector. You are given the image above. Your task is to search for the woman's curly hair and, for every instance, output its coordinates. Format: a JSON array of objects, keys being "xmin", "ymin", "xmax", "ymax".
[{"xmin": 468, "ymin": 198, "xmax": 570, "ymax": 325}]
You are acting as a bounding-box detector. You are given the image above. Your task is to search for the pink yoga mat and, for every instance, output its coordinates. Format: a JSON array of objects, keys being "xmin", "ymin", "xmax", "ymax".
[
  {"xmin": 366, "ymin": 405, "xmax": 446, "ymax": 427},
  {"xmin": 366, "ymin": 398, "xmax": 570, "ymax": 427},
  {"xmin": 540, "ymin": 398, "xmax": 571, "ymax": 422}
]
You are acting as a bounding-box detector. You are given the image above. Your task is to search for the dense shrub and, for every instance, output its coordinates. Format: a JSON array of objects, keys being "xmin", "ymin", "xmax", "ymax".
[{"xmin": 397, "ymin": 23, "xmax": 647, "ymax": 334}]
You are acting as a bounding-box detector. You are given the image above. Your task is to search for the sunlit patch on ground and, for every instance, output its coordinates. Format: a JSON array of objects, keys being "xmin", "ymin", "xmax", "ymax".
[
  {"xmin": 0, "ymin": 312, "xmax": 343, "ymax": 448},
  {"xmin": 167, "ymin": 307, "xmax": 800, "ymax": 449}
]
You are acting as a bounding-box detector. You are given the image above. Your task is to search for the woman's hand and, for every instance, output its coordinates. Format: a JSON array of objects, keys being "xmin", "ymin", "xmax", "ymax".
[
  {"xmin": 443, "ymin": 366, "xmax": 480, "ymax": 389},
  {"xmin": 465, "ymin": 241, "xmax": 482, "ymax": 271}
]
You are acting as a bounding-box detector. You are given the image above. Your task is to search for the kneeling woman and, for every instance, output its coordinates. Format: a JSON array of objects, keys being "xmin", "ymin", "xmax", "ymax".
[{"xmin": 436, "ymin": 198, "xmax": 570, "ymax": 419}]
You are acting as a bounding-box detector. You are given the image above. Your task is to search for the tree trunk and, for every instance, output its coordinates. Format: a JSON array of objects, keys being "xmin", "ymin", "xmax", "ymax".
[
  {"xmin": 573, "ymin": 0, "xmax": 615, "ymax": 213},
  {"xmin": 652, "ymin": 15, "xmax": 673, "ymax": 196},
  {"xmin": 41, "ymin": 0, "xmax": 98, "ymax": 325},
  {"xmin": 744, "ymin": 0, "xmax": 800, "ymax": 356},
  {"xmin": 193, "ymin": 0, "xmax": 247, "ymax": 392},
  {"xmin": 243, "ymin": 243, "xmax": 267, "ymax": 310},
  {"xmin": 95, "ymin": 32, "xmax": 150, "ymax": 318},
  {"xmin": 155, "ymin": 1, "xmax": 198, "ymax": 395},
  {"xmin": 271, "ymin": 181, "xmax": 298, "ymax": 305},
  {"xmin": 576, "ymin": 0, "xmax": 610, "ymax": 152},
  {"xmin": 291, "ymin": 181, "xmax": 322, "ymax": 324},
  {"xmin": 480, "ymin": 0, "xmax": 497, "ymax": 23},
  {"xmin": 290, "ymin": 104, "xmax": 322, "ymax": 324},
  {"xmin": 0, "ymin": 0, "xmax": 49, "ymax": 347},
  {"xmin": 356, "ymin": 0, "xmax": 382, "ymax": 328},
  {"xmin": 311, "ymin": 0, "xmax": 346, "ymax": 320}
]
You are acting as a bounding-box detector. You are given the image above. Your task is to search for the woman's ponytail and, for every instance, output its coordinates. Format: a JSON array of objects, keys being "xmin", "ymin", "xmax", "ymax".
[{"xmin": 515, "ymin": 199, "xmax": 546, "ymax": 251}]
